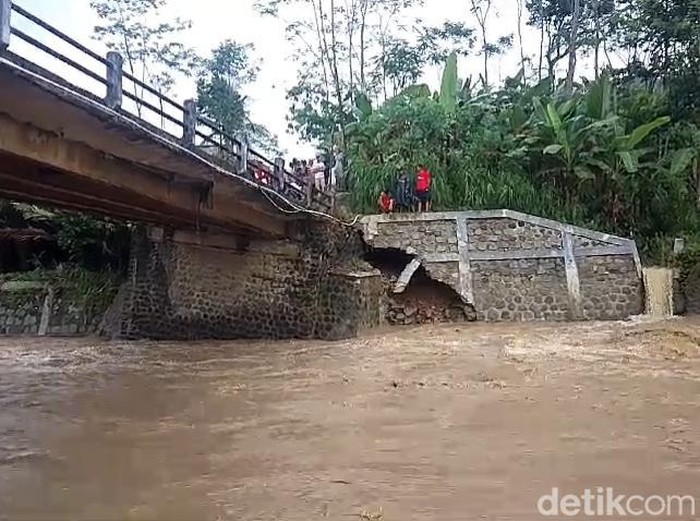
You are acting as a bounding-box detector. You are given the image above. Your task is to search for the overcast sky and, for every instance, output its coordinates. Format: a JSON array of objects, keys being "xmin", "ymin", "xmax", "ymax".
[{"xmin": 12, "ymin": 0, "xmax": 545, "ymax": 157}]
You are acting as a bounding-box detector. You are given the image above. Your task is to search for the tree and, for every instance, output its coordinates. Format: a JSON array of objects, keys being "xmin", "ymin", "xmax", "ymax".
[
  {"xmin": 526, "ymin": 0, "xmax": 572, "ymax": 82},
  {"xmin": 468, "ymin": 0, "xmax": 512, "ymax": 86},
  {"xmin": 196, "ymin": 41, "xmax": 277, "ymax": 153},
  {"xmin": 469, "ymin": 0, "xmax": 492, "ymax": 85},
  {"xmin": 256, "ymin": 0, "xmax": 468, "ymax": 145},
  {"xmin": 515, "ymin": 0, "xmax": 526, "ymax": 70},
  {"xmin": 613, "ymin": 0, "xmax": 700, "ymax": 118},
  {"xmin": 564, "ymin": 0, "xmax": 581, "ymax": 92},
  {"xmin": 373, "ymin": 37, "xmax": 426, "ymax": 97},
  {"xmin": 527, "ymin": 0, "xmax": 616, "ymax": 84},
  {"xmin": 419, "ymin": 21, "xmax": 476, "ymax": 65},
  {"xmin": 90, "ymin": 0, "xmax": 197, "ymax": 116}
]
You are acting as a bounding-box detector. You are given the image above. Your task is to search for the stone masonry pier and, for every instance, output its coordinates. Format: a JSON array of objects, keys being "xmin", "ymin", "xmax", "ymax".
[
  {"xmin": 361, "ymin": 210, "xmax": 644, "ymax": 321},
  {"xmin": 102, "ymin": 223, "xmax": 382, "ymax": 340}
]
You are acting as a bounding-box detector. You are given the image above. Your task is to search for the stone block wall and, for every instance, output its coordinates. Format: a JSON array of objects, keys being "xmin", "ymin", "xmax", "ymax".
[
  {"xmin": 467, "ymin": 218, "xmax": 563, "ymax": 252},
  {"xmin": 0, "ymin": 283, "xmax": 45, "ymax": 335},
  {"xmin": 105, "ymin": 223, "xmax": 382, "ymax": 341},
  {"xmin": 368, "ymin": 219, "xmax": 459, "ymax": 255},
  {"xmin": 578, "ymin": 256, "xmax": 644, "ymax": 320},
  {"xmin": 472, "ymin": 258, "xmax": 570, "ymax": 321},
  {"xmin": 0, "ymin": 275, "xmax": 117, "ymax": 336},
  {"xmin": 675, "ymin": 254, "xmax": 700, "ymax": 316},
  {"xmin": 362, "ymin": 210, "xmax": 644, "ymax": 322}
]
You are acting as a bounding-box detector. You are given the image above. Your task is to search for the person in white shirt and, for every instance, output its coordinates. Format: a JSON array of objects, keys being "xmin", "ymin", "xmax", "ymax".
[{"xmin": 310, "ymin": 157, "xmax": 325, "ymax": 191}]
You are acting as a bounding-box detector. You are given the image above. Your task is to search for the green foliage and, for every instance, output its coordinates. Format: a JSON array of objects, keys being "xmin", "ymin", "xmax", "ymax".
[
  {"xmin": 439, "ymin": 53, "xmax": 459, "ymax": 115},
  {"xmin": 0, "ymin": 267, "xmax": 121, "ymax": 317},
  {"xmin": 346, "ymin": 57, "xmax": 700, "ymax": 261},
  {"xmin": 90, "ymin": 0, "xmax": 197, "ymax": 103},
  {"xmin": 257, "ymin": 0, "xmax": 480, "ymax": 146},
  {"xmin": 195, "ymin": 40, "xmax": 278, "ymax": 152},
  {"xmin": 0, "ymin": 202, "xmax": 131, "ymax": 273}
]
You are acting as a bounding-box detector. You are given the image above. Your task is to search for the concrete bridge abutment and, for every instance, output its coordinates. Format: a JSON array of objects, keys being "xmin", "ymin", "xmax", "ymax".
[
  {"xmin": 101, "ymin": 223, "xmax": 383, "ymax": 341},
  {"xmin": 99, "ymin": 210, "xmax": 646, "ymax": 341}
]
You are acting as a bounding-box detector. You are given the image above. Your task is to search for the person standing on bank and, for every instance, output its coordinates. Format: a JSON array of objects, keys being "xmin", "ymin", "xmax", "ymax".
[
  {"xmin": 333, "ymin": 147, "xmax": 345, "ymax": 191},
  {"xmin": 311, "ymin": 156, "xmax": 325, "ymax": 191},
  {"xmin": 378, "ymin": 190, "xmax": 395, "ymax": 213},
  {"xmin": 415, "ymin": 165, "xmax": 432, "ymax": 212},
  {"xmin": 323, "ymin": 149, "xmax": 336, "ymax": 190}
]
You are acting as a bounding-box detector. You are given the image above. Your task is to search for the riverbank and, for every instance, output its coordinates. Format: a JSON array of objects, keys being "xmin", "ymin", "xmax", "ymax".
[{"xmin": 1, "ymin": 318, "xmax": 698, "ymax": 520}]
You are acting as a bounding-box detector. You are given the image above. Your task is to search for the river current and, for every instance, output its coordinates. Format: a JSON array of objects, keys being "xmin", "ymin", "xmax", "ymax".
[{"xmin": 1, "ymin": 320, "xmax": 699, "ymax": 520}]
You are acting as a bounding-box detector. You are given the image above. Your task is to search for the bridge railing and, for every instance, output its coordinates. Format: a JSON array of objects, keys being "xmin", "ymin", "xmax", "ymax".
[{"xmin": 0, "ymin": 0, "xmax": 332, "ymax": 212}]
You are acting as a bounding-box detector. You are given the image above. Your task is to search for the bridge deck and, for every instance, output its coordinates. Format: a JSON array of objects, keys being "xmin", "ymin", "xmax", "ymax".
[{"xmin": 0, "ymin": 54, "xmax": 303, "ymax": 237}]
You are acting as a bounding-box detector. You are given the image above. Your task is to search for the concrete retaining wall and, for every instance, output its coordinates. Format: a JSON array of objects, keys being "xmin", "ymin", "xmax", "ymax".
[{"xmin": 361, "ymin": 210, "xmax": 643, "ymax": 321}]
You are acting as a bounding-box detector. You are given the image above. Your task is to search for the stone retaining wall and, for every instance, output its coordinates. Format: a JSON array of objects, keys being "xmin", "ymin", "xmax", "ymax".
[
  {"xmin": 362, "ymin": 210, "xmax": 643, "ymax": 321},
  {"xmin": 0, "ymin": 277, "xmax": 116, "ymax": 336},
  {"xmin": 105, "ymin": 223, "xmax": 382, "ymax": 340}
]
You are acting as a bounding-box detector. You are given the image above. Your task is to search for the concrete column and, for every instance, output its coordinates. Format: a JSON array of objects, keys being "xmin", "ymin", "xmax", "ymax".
[
  {"xmin": 674, "ymin": 238, "xmax": 685, "ymax": 255},
  {"xmin": 225, "ymin": 137, "xmax": 236, "ymax": 165},
  {"xmin": 105, "ymin": 51, "xmax": 123, "ymax": 109},
  {"xmin": 456, "ymin": 217, "xmax": 474, "ymax": 304},
  {"xmin": 563, "ymin": 231, "xmax": 582, "ymax": 319},
  {"xmin": 274, "ymin": 156, "xmax": 285, "ymax": 191},
  {"xmin": 0, "ymin": 0, "xmax": 11, "ymax": 52},
  {"xmin": 38, "ymin": 287, "xmax": 54, "ymax": 337},
  {"xmin": 239, "ymin": 135, "xmax": 249, "ymax": 175},
  {"xmin": 182, "ymin": 99, "xmax": 196, "ymax": 146}
]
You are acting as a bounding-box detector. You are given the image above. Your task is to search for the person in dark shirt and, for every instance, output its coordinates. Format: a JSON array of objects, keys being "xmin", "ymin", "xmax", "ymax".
[
  {"xmin": 323, "ymin": 150, "xmax": 336, "ymax": 190},
  {"xmin": 394, "ymin": 172, "xmax": 414, "ymax": 212}
]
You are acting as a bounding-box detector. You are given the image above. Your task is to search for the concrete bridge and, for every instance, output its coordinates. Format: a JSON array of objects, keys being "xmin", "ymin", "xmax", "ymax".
[
  {"xmin": 0, "ymin": 0, "xmax": 329, "ymax": 238},
  {"xmin": 0, "ymin": 1, "xmax": 647, "ymax": 341}
]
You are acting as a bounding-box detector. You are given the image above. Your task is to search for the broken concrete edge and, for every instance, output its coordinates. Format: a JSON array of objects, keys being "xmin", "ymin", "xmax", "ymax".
[
  {"xmin": 330, "ymin": 269, "xmax": 381, "ymax": 278},
  {"xmin": 394, "ymin": 258, "xmax": 422, "ymax": 294}
]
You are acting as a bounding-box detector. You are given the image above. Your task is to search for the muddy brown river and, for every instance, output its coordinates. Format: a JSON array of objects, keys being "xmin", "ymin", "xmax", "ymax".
[{"xmin": 1, "ymin": 319, "xmax": 699, "ymax": 520}]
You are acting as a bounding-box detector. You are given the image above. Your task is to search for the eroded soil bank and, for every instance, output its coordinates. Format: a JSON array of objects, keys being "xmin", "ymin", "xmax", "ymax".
[{"xmin": 1, "ymin": 318, "xmax": 699, "ymax": 520}]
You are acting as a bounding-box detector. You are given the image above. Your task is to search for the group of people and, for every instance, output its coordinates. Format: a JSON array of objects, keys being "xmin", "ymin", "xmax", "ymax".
[
  {"xmin": 249, "ymin": 149, "xmax": 433, "ymax": 216},
  {"xmin": 378, "ymin": 166, "xmax": 433, "ymax": 214},
  {"xmin": 290, "ymin": 149, "xmax": 345, "ymax": 193}
]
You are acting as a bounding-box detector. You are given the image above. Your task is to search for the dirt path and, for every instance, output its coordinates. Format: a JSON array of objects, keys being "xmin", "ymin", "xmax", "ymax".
[{"xmin": 0, "ymin": 318, "xmax": 699, "ymax": 520}]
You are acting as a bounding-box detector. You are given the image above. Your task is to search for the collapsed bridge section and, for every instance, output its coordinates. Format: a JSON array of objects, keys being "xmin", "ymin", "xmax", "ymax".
[{"xmin": 361, "ymin": 210, "xmax": 643, "ymax": 321}]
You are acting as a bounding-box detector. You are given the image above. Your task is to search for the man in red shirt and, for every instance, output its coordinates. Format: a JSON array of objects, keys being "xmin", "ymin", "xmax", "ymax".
[{"xmin": 415, "ymin": 165, "xmax": 432, "ymax": 212}]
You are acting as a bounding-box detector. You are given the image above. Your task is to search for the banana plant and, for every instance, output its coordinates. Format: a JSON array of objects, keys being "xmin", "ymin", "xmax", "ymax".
[
  {"xmin": 439, "ymin": 52, "xmax": 459, "ymax": 115},
  {"xmin": 533, "ymin": 96, "xmax": 598, "ymax": 181},
  {"xmin": 532, "ymin": 80, "xmax": 669, "ymax": 185},
  {"xmin": 612, "ymin": 116, "xmax": 671, "ymax": 174}
]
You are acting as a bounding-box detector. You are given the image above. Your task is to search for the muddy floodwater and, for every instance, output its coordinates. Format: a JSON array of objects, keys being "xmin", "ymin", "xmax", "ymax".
[{"xmin": 1, "ymin": 319, "xmax": 700, "ymax": 520}]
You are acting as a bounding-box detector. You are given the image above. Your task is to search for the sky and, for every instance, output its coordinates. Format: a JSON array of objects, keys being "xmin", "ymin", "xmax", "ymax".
[{"xmin": 10, "ymin": 0, "xmax": 547, "ymax": 158}]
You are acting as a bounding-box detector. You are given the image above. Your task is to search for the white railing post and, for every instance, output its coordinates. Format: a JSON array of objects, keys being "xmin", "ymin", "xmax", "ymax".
[
  {"xmin": 105, "ymin": 51, "xmax": 123, "ymax": 109},
  {"xmin": 183, "ymin": 99, "xmax": 196, "ymax": 146},
  {"xmin": 0, "ymin": 0, "xmax": 11, "ymax": 52}
]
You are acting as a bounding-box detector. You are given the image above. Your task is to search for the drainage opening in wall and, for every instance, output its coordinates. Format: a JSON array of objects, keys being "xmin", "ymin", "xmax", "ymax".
[{"xmin": 364, "ymin": 247, "xmax": 476, "ymax": 326}]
